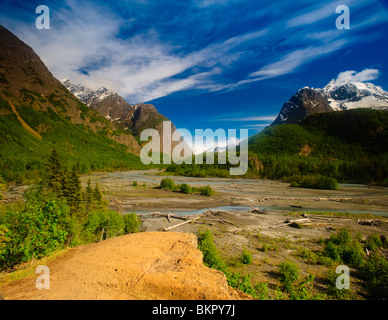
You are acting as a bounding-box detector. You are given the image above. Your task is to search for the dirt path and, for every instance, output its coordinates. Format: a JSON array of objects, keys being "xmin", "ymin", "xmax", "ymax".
[{"xmin": 0, "ymin": 232, "xmax": 248, "ymax": 300}]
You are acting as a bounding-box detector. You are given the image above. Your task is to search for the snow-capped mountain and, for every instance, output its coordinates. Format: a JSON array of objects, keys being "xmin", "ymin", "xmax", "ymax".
[
  {"xmin": 322, "ymin": 79, "xmax": 388, "ymax": 111},
  {"xmin": 271, "ymin": 87, "xmax": 333, "ymax": 126},
  {"xmin": 271, "ymin": 78, "xmax": 388, "ymax": 126},
  {"xmin": 61, "ymin": 79, "xmax": 172, "ymax": 136},
  {"xmin": 61, "ymin": 79, "xmax": 189, "ymax": 153}
]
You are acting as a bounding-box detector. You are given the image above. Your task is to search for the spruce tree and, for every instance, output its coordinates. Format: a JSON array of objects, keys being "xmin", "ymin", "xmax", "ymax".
[
  {"xmin": 0, "ymin": 177, "xmax": 6, "ymax": 200},
  {"xmin": 93, "ymin": 184, "xmax": 104, "ymax": 208},
  {"xmin": 67, "ymin": 164, "xmax": 83, "ymax": 215},
  {"xmin": 45, "ymin": 149, "xmax": 63, "ymax": 195},
  {"xmin": 84, "ymin": 179, "xmax": 94, "ymax": 213},
  {"xmin": 60, "ymin": 166, "xmax": 69, "ymax": 199}
]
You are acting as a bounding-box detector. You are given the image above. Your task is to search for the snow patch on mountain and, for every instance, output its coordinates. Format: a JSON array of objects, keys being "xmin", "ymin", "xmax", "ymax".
[{"xmin": 322, "ymin": 78, "xmax": 388, "ymax": 111}]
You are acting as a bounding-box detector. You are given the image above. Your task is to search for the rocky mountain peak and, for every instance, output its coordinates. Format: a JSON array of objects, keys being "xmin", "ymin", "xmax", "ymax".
[{"xmin": 271, "ymin": 78, "xmax": 388, "ymax": 126}]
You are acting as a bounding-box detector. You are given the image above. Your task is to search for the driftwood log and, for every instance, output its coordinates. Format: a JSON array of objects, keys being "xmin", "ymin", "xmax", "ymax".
[
  {"xmin": 150, "ymin": 212, "xmax": 187, "ymax": 221},
  {"xmin": 202, "ymin": 210, "xmax": 226, "ymax": 216},
  {"xmin": 269, "ymin": 218, "xmax": 310, "ymax": 229},
  {"xmin": 163, "ymin": 217, "xmax": 200, "ymax": 231},
  {"xmin": 248, "ymin": 208, "xmax": 268, "ymax": 215},
  {"xmin": 356, "ymin": 219, "xmax": 381, "ymax": 226}
]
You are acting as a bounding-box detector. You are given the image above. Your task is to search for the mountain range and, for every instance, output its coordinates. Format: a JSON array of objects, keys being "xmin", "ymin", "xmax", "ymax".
[
  {"xmin": 0, "ymin": 26, "xmax": 174, "ymax": 181},
  {"xmin": 271, "ymin": 78, "xmax": 388, "ymax": 126},
  {"xmin": 1, "ymin": 24, "xmax": 388, "ymax": 184},
  {"xmin": 61, "ymin": 79, "xmax": 180, "ymax": 146}
]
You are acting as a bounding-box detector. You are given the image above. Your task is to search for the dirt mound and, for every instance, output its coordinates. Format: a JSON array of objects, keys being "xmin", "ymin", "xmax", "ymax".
[{"xmin": 0, "ymin": 232, "xmax": 249, "ymax": 300}]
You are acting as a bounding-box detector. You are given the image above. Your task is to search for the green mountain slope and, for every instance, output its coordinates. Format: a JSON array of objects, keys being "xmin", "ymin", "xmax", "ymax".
[
  {"xmin": 248, "ymin": 109, "xmax": 388, "ymax": 184},
  {"xmin": 0, "ymin": 26, "xmax": 145, "ymax": 182}
]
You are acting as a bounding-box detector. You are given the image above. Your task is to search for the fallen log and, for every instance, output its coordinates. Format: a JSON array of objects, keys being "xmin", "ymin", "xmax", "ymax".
[
  {"xmin": 269, "ymin": 218, "xmax": 310, "ymax": 229},
  {"xmin": 150, "ymin": 212, "xmax": 187, "ymax": 221},
  {"xmin": 202, "ymin": 210, "xmax": 226, "ymax": 216},
  {"xmin": 216, "ymin": 218, "xmax": 234, "ymax": 225},
  {"xmin": 356, "ymin": 219, "xmax": 381, "ymax": 226},
  {"xmin": 290, "ymin": 204, "xmax": 303, "ymax": 208},
  {"xmin": 163, "ymin": 217, "xmax": 200, "ymax": 231},
  {"xmin": 248, "ymin": 208, "xmax": 268, "ymax": 215}
]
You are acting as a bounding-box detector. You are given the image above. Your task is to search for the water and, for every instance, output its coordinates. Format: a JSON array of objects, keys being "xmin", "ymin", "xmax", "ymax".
[
  {"xmin": 127, "ymin": 205, "xmax": 252, "ymax": 217},
  {"xmin": 127, "ymin": 205, "xmax": 388, "ymax": 218}
]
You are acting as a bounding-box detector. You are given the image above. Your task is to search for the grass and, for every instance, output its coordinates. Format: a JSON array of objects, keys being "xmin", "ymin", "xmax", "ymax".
[
  {"xmin": 0, "ymin": 247, "xmax": 70, "ymax": 286},
  {"xmin": 287, "ymin": 211, "xmax": 385, "ymax": 220}
]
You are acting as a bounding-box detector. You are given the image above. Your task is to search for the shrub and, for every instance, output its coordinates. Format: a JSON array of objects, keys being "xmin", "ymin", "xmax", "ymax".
[
  {"xmin": 326, "ymin": 268, "xmax": 352, "ymax": 299},
  {"xmin": 199, "ymin": 185, "xmax": 215, "ymax": 196},
  {"xmin": 0, "ymin": 200, "xmax": 68, "ymax": 269},
  {"xmin": 365, "ymin": 234, "xmax": 383, "ymax": 251},
  {"xmin": 278, "ymin": 261, "xmax": 300, "ymax": 292},
  {"xmin": 179, "ymin": 183, "xmax": 192, "ymax": 194},
  {"xmin": 294, "ymin": 175, "xmax": 339, "ymax": 190},
  {"xmin": 331, "ymin": 229, "xmax": 352, "ymax": 245},
  {"xmin": 160, "ymin": 178, "xmax": 176, "ymax": 191},
  {"xmin": 323, "ymin": 229, "xmax": 365, "ymax": 267},
  {"xmin": 241, "ymin": 247, "xmax": 252, "ymax": 265},
  {"xmin": 361, "ymin": 253, "xmax": 388, "ymax": 299},
  {"xmin": 82, "ymin": 210, "xmax": 124, "ymax": 242},
  {"xmin": 197, "ymin": 229, "xmax": 225, "ymax": 271},
  {"xmin": 132, "ymin": 181, "xmax": 138, "ymax": 187},
  {"xmin": 123, "ymin": 212, "xmax": 141, "ymax": 234},
  {"xmin": 226, "ymin": 272, "xmax": 259, "ymax": 298}
]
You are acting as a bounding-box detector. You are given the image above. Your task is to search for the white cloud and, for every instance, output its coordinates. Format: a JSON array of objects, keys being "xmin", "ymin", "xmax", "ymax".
[
  {"xmin": 336, "ymin": 69, "xmax": 380, "ymax": 83},
  {"xmin": 5, "ymin": 0, "xmax": 268, "ymax": 103},
  {"xmin": 286, "ymin": 0, "xmax": 353, "ymax": 28},
  {"xmin": 249, "ymin": 40, "xmax": 346, "ymax": 80}
]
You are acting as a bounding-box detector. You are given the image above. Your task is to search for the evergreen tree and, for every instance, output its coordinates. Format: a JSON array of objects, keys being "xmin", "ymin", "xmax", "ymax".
[
  {"xmin": 93, "ymin": 183, "xmax": 103, "ymax": 207},
  {"xmin": 60, "ymin": 166, "xmax": 69, "ymax": 199},
  {"xmin": 45, "ymin": 149, "xmax": 63, "ymax": 195},
  {"xmin": 84, "ymin": 179, "xmax": 94, "ymax": 213},
  {"xmin": 0, "ymin": 176, "xmax": 6, "ymax": 200},
  {"xmin": 67, "ymin": 164, "xmax": 83, "ymax": 215}
]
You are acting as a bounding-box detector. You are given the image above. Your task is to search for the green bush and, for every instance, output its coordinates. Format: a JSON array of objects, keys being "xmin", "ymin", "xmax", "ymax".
[
  {"xmin": 241, "ymin": 247, "xmax": 252, "ymax": 265},
  {"xmin": 278, "ymin": 261, "xmax": 300, "ymax": 292},
  {"xmin": 0, "ymin": 200, "xmax": 68, "ymax": 269},
  {"xmin": 326, "ymin": 268, "xmax": 352, "ymax": 299},
  {"xmin": 323, "ymin": 229, "xmax": 365, "ymax": 267},
  {"xmin": 198, "ymin": 185, "xmax": 215, "ymax": 196},
  {"xmin": 361, "ymin": 253, "xmax": 388, "ymax": 299},
  {"xmin": 197, "ymin": 229, "xmax": 225, "ymax": 271},
  {"xmin": 82, "ymin": 210, "xmax": 124, "ymax": 242},
  {"xmin": 123, "ymin": 212, "xmax": 141, "ymax": 234},
  {"xmin": 226, "ymin": 272, "xmax": 260, "ymax": 298},
  {"xmin": 365, "ymin": 234, "xmax": 383, "ymax": 251},
  {"xmin": 179, "ymin": 183, "xmax": 192, "ymax": 194},
  {"xmin": 132, "ymin": 181, "xmax": 138, "ymax": 187},
  {"xmin": 160, "ymin": 178, "xmax": 176, "ymax": 191},
  {"xmin": 298, "ymin": 175, "xmax": 338, "ymax": 190},
  {"xmin": 331, "ymin": 229, "xmax": 352, "ymax": 245}
]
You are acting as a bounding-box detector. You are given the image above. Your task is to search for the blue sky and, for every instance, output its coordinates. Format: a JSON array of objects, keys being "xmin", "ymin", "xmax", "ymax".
[{"xmin": 1, "ymin": 0, "xmax": 388, "ymax": 139}]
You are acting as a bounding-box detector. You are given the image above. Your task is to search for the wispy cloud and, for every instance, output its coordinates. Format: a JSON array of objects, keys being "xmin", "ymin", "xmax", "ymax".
[
  {"xmin": 336, "ymin": 69, "xmax": 380, "ymax": 82},
  {"xmin": 286, "ymin": 0, "xmax": 353, "ymax": 28},
  {"xmin": 1, "ymin": 0, "xmax": 387, "ymax": 104}
]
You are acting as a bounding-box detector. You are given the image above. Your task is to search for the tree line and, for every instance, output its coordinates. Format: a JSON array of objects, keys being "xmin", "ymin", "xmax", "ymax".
[{"xmin": 0, "ymin": 149, "xmax": 141, "ymax": 270}]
